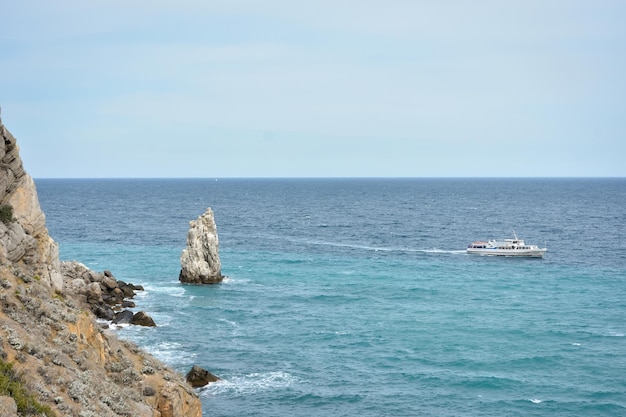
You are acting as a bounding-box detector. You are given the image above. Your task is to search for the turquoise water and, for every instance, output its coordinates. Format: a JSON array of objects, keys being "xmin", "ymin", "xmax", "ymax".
[{"xmin": 37, "ymin": 179, "xmax": 626, "ymax": 416}]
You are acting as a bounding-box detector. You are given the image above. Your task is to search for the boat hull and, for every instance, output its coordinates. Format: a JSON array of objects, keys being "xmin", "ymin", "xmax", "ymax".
[{"xmin": 466, "ymin": 248, "xmax": 546, "ymax": 257}]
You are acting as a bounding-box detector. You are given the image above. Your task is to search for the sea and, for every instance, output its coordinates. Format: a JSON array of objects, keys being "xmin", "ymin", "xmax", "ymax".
[{"xmin": 35, "ymin": 178, "xmax": 626, "ymax": 417}]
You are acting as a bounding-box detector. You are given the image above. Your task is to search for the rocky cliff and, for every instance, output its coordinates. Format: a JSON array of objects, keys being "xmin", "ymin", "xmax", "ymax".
[
  {"xmin": 0, "ymin": 123, "xmax": 63, "ymax": 292},
  {"xmin": 179, "ymin": 208, "xmax": 223, "ymax": 284},
  {"xmin": 0, "ymin": 120, "xmax": 202, "ymax": 416}
]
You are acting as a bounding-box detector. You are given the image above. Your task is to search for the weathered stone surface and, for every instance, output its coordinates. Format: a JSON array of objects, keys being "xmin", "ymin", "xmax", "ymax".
[
  {"xmin": 179, "ymin": 207, "xmax": 224, "ymax": 284},
  {"xmin": 132, "ymin": 311, "xmax": 157, "ymax": 327},
  {"xmin": 113, "ymin": 309, "xmax": 135, "ymax": 325},
  {"xmin": 118, "ymin": 280, "xmax": 137, "ymax": 298},
  {"xmin": 0, "ymin": 395, "xmax": 18, "ymax": 417},
  {"xmin": 0, "ymin": 122, "xmax": 62, "ymax": 292},
  {"xmin": 186, "ymin": 364, "xmax": 220, "ymax": 387},
  {"xmin": 157, "ymin": 381, "xmax": 202, "ymax": 417}
]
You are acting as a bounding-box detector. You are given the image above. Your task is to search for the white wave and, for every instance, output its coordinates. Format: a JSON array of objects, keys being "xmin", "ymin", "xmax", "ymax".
[
  {"xmin": 151, "ymin": 285, "xmax": 186, "ymax": 297},
  {"xmin": 218, "ymin": 318, "xmax": 240, "ymax": 335},
  {"xmin": 146, "ymin": 341, "xmax": 196, "ymax": 364},
  {"xmin": 148, "ymin": 312, "xmax": 173, "ymax": 327},
  {"xmin": 528, "ymin": 398, "xmax": 543, "ymax": 404},
  {"xmin": 218, "ymin": 318, "xmax": 238, "ymax": 327},
  {"xmin": 202, "ymin": 371, "xmax": 299, "ymax": 396},
  {"xmin": 133, "ymin": 290, "xmax": 149, "ymax": 301},
  {"xmin": 221, "ymin": 276, "xmax": 251, "ymax": 284},
  {"xmin": 608, "ymin": 331, "xmax": 625, "ymax": 337}
]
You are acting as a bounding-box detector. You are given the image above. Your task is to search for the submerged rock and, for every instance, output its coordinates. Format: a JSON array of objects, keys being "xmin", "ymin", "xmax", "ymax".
[{"xmin": 179, "ymin": 207, "xmax": 224, "ymax": 284}]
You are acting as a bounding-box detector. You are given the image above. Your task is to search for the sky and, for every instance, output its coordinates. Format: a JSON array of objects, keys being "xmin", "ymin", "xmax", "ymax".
[{"xmin": 1, "ymin": 0, "xmax": 625, "ymax": 178}]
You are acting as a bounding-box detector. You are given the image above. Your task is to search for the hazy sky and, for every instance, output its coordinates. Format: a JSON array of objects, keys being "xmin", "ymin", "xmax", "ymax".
[{"xmin": 1, "ymin": 1, "xmax": 625, "ymax": 178}]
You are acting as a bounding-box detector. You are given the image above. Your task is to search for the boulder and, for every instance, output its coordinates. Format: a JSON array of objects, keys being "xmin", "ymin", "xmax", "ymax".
[
  {"xmin": 0, "ymin": 395, "xmax": 18, "ymax": 417},
  {"xmin": 93, "ymin": 304, "xmax": 116, "ymax": 321},
  {"xmin": 132, "ymin": 311, "xmax": 157, "ymax": 327},
  {"xmin": 101, "ymin": 275, "xmax": 118, "ymax": 290},
  {"xmin": 179, "ymin": 207, "xmax": 224, "ymax": 284},
  {"xmin": 117, "ymin": 280, "xmax": 137, "ymax": 298},
  {"xmin": 113, "ymin": 310, "xmax": 135, "ymax": 325},
  {"xmin": 185, "ymin": 365, "xmax": 220, "ymax": 388},
  {"xmin": 85, "ymin": 282, "xmax": 103, "ymax": 304}
]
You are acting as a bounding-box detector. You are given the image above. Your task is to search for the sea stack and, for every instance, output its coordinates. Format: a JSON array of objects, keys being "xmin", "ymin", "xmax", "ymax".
[{"xmin": 179, "ymin": 207, "xmax": 224, "ymax": 284}]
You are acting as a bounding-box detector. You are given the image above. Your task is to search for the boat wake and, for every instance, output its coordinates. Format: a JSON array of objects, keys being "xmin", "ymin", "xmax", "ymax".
[
  {"xmin": 236, "ymin": 233, "xmax": 467, "ymax": 255},
  {"xmin": 280, "ymin": 236, "xmax": 466, "ymax": 255},
  {"xmin": 415, "ymin": 248, "xmax": 466, "ymax": 255}
]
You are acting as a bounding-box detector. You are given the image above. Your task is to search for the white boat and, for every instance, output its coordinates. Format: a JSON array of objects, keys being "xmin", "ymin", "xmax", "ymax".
[{"xmin": 467, "ymin": 232, "xmax": 546, "ymax": 257}]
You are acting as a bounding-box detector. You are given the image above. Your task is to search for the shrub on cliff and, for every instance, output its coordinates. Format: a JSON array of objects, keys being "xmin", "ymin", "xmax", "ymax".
[
  {"xmin": 0, "ymin": 204, "xmax": 13, "ymax": 224},
  {"xmin": 0, "ymin": 359, "xmax": 56, "ymax": 416}
]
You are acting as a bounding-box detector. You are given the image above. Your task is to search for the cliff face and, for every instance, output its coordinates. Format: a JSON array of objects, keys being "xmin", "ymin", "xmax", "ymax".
[
  {"xmin": 0, "ymin": 124, "xmax": 63, "ymax": 292},
  {"xmin": 0, "ymin": 120, "xmax": 202, "ymax": 416}
]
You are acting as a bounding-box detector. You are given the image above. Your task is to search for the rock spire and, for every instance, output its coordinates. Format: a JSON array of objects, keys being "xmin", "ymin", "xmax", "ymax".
[{"xmin": 179, "ymin": 207, "xmax": 224, "ymax": 284}]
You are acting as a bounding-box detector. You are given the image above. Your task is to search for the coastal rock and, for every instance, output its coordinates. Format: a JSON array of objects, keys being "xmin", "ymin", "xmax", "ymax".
[
  {"xmin": 132, "ymin": 311, "xmax": 157, "ymax": 327},
  {"xmin": 186, "ymin": 364, "xmax": 220, "ymax": 388},
  {"xmin": 179, "ymin": 207, "xmax": 224, "ymax": 284},
  {"xmin": 0, "ymin": 118, "xmax": 202, "ymax": 416},
  {"xmin": 60, "ymin": 260, "xmax": 147, "ymax": 321},
  {"xmin": 113, "ymin": 310, "xmax": 135, "ymax": 325},
  {"xmin": 156, "ymin": 381, "xmax": 202, "ymax": 417}
]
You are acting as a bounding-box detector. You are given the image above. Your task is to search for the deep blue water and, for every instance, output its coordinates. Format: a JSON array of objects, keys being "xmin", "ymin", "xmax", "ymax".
[{"xmin": 36, "ymin": 178, "xmax": 626, "ymax": 416}]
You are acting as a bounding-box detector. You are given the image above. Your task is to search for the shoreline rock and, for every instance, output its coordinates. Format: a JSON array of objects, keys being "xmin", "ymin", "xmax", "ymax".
[
  {"xmin": 186, "ymin": 364, "xmax": 221, "ymax": 388},
  {"xmin": 179, "ymin": 207, "xmax": 224, "ymax": 284},
  {"xmin": 132, "ymin": 311, "xmax": 157, "ymax": 327},
  {"xmin": 60, "ymin": 260, "xmax": 155, "ymax": 327},
  {"xmin": 0, "ymin": 118, "xmax": 202, "ymax": 416}
]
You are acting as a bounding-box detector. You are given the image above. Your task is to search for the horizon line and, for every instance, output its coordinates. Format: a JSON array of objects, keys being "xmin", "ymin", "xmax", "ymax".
[{"xmin": 32, "ymin": 175, "xmax": 626, "ymax": 180}]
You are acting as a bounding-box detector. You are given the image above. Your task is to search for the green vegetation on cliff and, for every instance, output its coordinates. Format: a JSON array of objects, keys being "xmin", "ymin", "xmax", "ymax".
[
  {"xmin": 0, "ymin": 205, "xmax": 13, "ymax": 224},
  {"xmin": 0, "ymin": 358, "xmax": 56, "ymax": 416}
]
